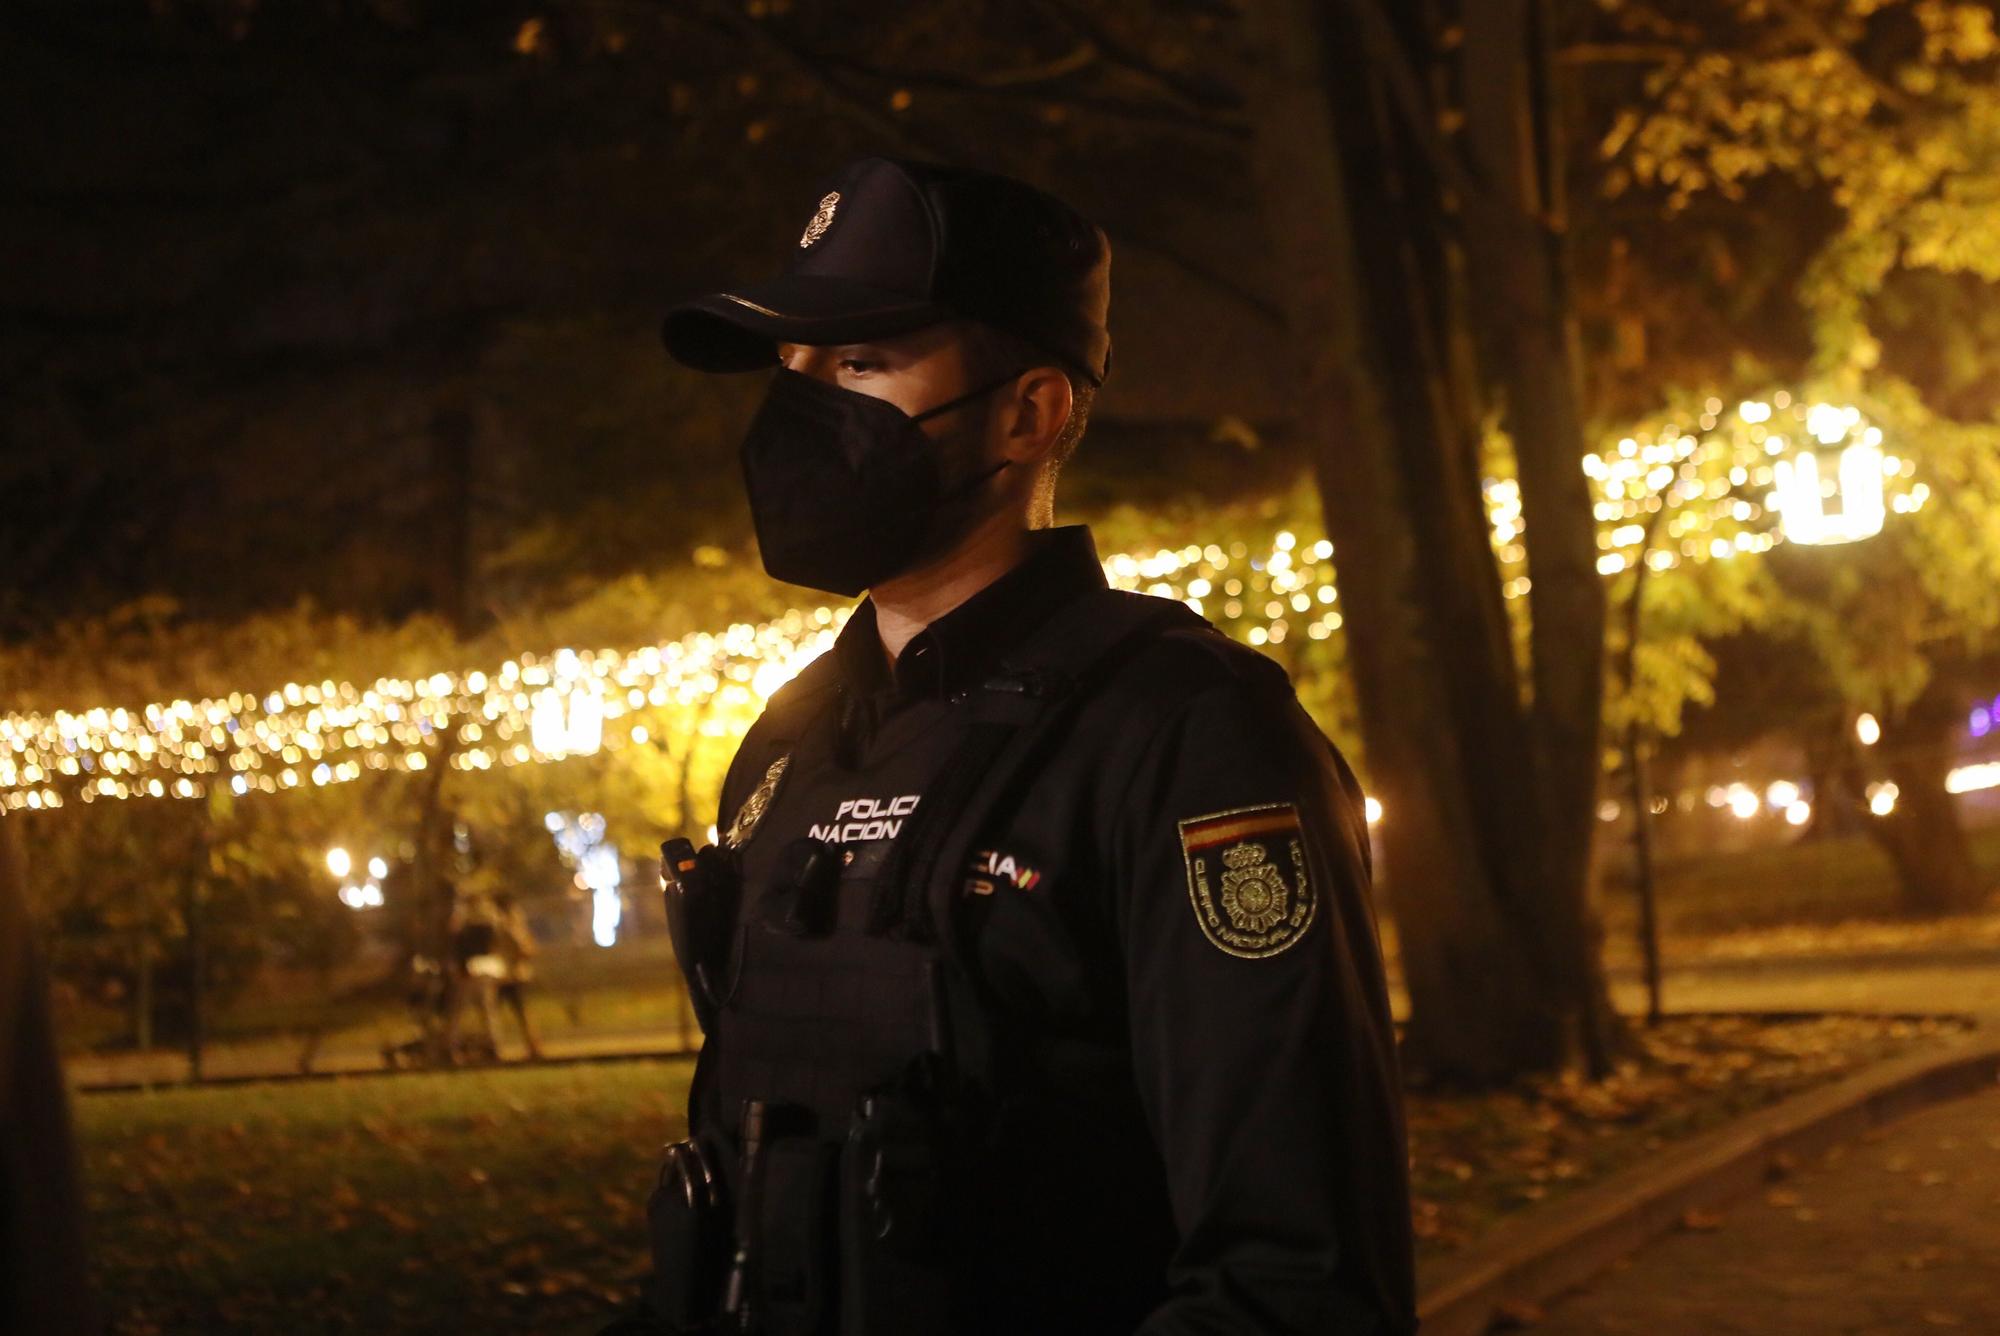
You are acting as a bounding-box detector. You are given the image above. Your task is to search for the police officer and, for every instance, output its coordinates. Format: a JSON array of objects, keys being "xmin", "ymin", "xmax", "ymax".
[{"xmin": 611, "ymin": 157, "xmax": 1415, "ymax": 1336}]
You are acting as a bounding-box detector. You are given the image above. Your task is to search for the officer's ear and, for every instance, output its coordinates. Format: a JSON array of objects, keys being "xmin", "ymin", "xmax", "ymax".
[{"xmin": 996, "ymin": 366, "xmax": 1073, "ymax": 468}]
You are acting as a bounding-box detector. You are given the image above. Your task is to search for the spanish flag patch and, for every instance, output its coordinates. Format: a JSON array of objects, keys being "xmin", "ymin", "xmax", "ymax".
[{"xmin": 1178, "ymin": 802, "xmax": 1316, "ymax": 959}]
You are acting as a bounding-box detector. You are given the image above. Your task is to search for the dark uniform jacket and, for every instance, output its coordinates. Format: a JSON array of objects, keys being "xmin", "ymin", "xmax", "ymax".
[{"xmin": 688, "ymin": 523, "xmax": 1416, "ymax": 1335}]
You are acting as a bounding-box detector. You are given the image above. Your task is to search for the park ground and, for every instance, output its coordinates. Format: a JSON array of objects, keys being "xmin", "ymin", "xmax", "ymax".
[
  {"xmin": 74, "ymin": 1016, "xmax": 1978, "ymax": 1332},
  {"xmin": 65, "ymin": 822, "xmax": 2000, "ymax": 1333},
  {"xmin": 55, "ymin": 819, "xmax": 2000, "ymax": 1086}
]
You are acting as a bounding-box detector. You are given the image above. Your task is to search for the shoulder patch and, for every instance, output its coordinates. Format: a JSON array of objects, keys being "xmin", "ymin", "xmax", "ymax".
[{"xmin": 1178, "ymin": 802, "xmax": 1316, "ymax": 958}]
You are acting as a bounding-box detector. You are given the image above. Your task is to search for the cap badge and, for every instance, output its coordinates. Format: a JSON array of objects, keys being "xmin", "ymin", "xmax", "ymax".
[{"xmin": 799, "ymin": 191, "xmax": 840, "ymax": 248}]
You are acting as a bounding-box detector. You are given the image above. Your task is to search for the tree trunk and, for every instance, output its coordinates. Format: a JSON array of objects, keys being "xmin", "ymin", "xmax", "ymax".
[
  {"xmin": 1800, "ymin": 726, "xmax": 1869, "ymax": 842},
  {"xmin": 134, "ymin": 934, "xmax": 154, "ymax": 1052},
  {"xmin": 1868, "ymin": 682, "xmax": 1985, "ymax": 916},
  {"xmin": 0, "ymin": 817, "xmax": 31, "ymax": 1079},
  {"xmin": 392, "ymin": 394, "xmax": 480, "ymax": 975},
  {"xmin": 431, "ymin": 401, "xmax": 479, "ymax": 635},
  {"xmin": 673, "ymin": 691, "xmax": 720, "ymax": 841},
  {"xmin": 0, "ymin": 811, "xmax": 100, "ymax": 1333},
  {"xmin": 1245, "ymin": 0, "xmax": 1622, "ymax": 1082},
  {"xmin": 182, "ymin": 809, "xmax": 210, "ymax": 1081},
  {"xmin": 1457, "ymin": 0, "xmax": 1623, "ymax": 1073}
]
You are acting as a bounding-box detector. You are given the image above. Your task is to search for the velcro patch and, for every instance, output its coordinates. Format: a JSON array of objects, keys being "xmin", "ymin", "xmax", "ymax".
[{"xmin": 1178, "ymin": 803, "xmax": 1316, "ymax": 958}]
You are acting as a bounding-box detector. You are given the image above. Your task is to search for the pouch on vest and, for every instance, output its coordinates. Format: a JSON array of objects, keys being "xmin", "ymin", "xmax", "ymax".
[
  {"xmin": 837, "ymin": 1050, "xmax": 963, "ymax": 1335},
  {"xmin": 746, "ymin": 1120, "xmax": 839, "ymax": 1336},
  {"xmin": 643, "ymin": 1134, "xmax": 729, "ymax": 1331}
]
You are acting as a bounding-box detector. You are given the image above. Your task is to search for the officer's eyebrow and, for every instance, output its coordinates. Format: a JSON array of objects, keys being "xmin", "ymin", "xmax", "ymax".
[{"xmin": 777, "ymin": 340, "xmax": 888, "ymax": 358}]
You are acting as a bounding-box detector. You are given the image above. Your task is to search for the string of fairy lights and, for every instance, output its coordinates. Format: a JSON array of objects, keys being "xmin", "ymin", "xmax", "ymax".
[
  {"xmin": 0, "ymin": 396, "xmax": 1957, "ymax": 817},
  {"xmin": 1577, "ymin": 392, "xmax": 1924, "ymax": 576}
]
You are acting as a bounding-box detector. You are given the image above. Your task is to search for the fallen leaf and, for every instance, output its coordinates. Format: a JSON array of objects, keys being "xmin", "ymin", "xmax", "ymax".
[{"xmin": 1489, "ymin": 1297, "xmax": 1545, "ymax": 1328}]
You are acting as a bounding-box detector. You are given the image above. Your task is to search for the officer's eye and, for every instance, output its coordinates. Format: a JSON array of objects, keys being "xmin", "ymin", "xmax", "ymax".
[{"xmin": 838, "ymin": 356, "xmax": 883, "ymax": 374}]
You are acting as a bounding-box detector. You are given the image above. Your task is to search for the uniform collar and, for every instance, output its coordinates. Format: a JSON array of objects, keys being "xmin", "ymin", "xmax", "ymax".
[{"xmin": 832, "ymin": 524, "xmax": 1108, "ymax": 699}]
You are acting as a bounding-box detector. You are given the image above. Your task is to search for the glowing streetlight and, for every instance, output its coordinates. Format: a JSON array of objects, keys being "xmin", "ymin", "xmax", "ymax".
[
  {"xmin": 1855, "ymin": 713, "xmax": 1881, "ymax": 746},
  {"xmin": 1772, "ymin": 411, "xmax": 1887, "ymax": 545},
  {"xmin": 325, "ymin": 846, "xmax": 352, "ymax": 879},
  {"xmin": 1867, "ymin": 781, "xmax": 1899, "ymax": 816},
  {"xmin": 1363, "ymin": 796, "xmax": 1383, "ymax": 826},
  {"xmin": 1949, "ymin": 761, "xmax": 2000, "ymax": 794},
  {"xmin": 338, "ymin": 881, "xmax": 384, "ymax": 909},
  {"xmin": 531, "ymin": 686, "xmax": 604, "ymax": 758}
]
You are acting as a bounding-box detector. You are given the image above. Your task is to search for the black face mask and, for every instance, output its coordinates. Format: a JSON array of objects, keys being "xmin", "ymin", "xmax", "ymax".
[{"xmin": 738, "ymin": 366, "xmax": 1022, "ymax": 596}]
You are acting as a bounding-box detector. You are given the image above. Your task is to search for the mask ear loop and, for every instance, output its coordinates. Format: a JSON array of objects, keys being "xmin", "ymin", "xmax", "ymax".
[
  {"xmin": 907, "ymin": 365, "xmax": 1033, "ymax": 424},
  {"xmin": 916, "ymin": 368, "xmax": 1030, "ymax": 500}
]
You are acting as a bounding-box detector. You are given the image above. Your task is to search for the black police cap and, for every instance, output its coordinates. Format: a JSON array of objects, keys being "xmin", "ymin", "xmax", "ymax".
[{"xmin": 661, "ymin": 157, "xmax": 1112, "ymax": 386}]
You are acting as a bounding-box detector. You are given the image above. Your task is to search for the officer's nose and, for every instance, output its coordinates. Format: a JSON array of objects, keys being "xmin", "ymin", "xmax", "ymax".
[{"xmin": 776, "ymin": 342, "xmax": 835, "ymax": 380}]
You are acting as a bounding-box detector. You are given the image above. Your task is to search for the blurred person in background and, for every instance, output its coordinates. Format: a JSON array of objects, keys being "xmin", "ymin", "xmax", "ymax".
[{"xmin": 492, "ymin": 891, "xmax": 544, "ymax": 1061}]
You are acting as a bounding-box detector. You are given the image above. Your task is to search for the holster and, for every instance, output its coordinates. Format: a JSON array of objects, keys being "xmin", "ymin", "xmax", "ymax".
[{"xmin": 661, "ymin": 838, "xmax": 742, "ymax": 1033}]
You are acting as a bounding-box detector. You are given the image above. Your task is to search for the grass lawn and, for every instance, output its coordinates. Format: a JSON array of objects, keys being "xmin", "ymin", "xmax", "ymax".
[
  {"xmin": 1597, "ymin": 822, "xmax": 2000, "ymax": 942},
  {"xmin": 74, "ymin": 1013, "xmax": 1969, "ymax": 1333},
  {"xmin": 78, "ymin": 1059, "xmax": 693, "ymax": 1335}
]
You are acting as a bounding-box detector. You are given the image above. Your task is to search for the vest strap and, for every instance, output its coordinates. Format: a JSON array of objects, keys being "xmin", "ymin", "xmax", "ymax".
[{"xmin": 873, "ymin": 588, "xmax": 1203, "ymax": 944}]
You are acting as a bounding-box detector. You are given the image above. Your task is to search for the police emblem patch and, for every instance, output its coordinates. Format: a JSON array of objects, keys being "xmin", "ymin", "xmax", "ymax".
[
  {"xmin": 962, "ymin": 847, "xmax": 1043, "ymax": 897},
  {"xmin": 1178, "ymin": 802, "xmax": 1315, "ymax": 958},
  {"xmin": 721, "ymin": 755, "xmax": 788, "ymax": 849},
  {"xmin": 799, "ymin": 191, "xmax": 840, "ymax": 248}
]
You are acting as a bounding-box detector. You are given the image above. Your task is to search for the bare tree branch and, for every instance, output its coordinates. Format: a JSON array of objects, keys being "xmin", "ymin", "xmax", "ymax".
[
  {"xmin": 682, "ymin": 1, "xmax": 1283, "ymax": 325},
  {"xmin": 976, "ymin": 41, "xmax": 1098, "ymax": 87},
  {"xmin": 687, "ymin": 1, "xmax": 955, "ymax": 156},
  {"xmin": 1555, "ymin": 42, "xmax": 1689, "ymax": 66},
  {"xmin": 1025, "ymin": 0, "xmax": 1245, "ymax": 111},
  {"xmin": 1332, "ymin": 0, "xmax": 1481, "ymax": 205},
  {"xmin": 812, "ymin": 50, "xmax": 1251, "ymax": 140}
]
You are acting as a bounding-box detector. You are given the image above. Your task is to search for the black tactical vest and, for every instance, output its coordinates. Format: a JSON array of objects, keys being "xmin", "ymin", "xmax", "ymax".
[{"xmin": 687, "ymin": 587, "xmax": 1200, "ymax": 1336}]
